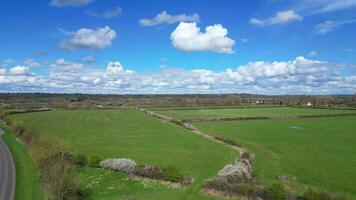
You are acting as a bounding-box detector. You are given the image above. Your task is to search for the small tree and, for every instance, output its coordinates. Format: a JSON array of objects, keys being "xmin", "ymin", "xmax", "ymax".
[{"xmin": 163, "ymin": 166, "xmax": 183, "ymax": 182}]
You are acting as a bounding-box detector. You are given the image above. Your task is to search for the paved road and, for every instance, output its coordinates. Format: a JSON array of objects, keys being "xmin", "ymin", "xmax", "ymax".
[{"xmin": 0, "ymin": 130, "xmax": 15, "ymax": 200}]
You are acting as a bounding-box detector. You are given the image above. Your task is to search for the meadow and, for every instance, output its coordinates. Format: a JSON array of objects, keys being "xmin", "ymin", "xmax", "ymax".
[
  {"xmin": 194, "ymin": 116, "xmax": 356, "ymax": 198},
  {"xmin": 10, "ymin": 109, "xmax": 237, "ymax": 200},
  {"xmin": 157, "ymin": 107, "xmax": 356, "ymax": 120}
]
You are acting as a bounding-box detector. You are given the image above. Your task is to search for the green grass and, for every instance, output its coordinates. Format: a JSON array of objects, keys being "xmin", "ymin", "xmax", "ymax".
[
  {"xmin": 194, "ymin": 116, "xmax": 356, "ymax": 198},
  {"xmin": 10, "ymin": 109, "xmax": 237, "ymax": 199},
  {"xmin": 0, "ymin": 123, "xmax": 44, "ymax": 200},
  {"xmin": 157, "ymin": 107, "xmax": 356, "ymax": 120},
  {"xmin": 78, "ymin": 167, "xmax": 231, "ymax": 200}
]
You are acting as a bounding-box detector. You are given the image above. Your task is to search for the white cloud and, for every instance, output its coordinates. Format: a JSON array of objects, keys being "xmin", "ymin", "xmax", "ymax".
[
  {"xmin": 87, "ymin": 7, "xmax": 122, "ymax": 18},
  {"xmin": 314, "ymin": 20, "xmax": 356, "ymax": 34},
  {"xmin": 0, "ymin": 68, "xmax": 6, "ymax": 75},
  {"xmin": 60, "ymin": 26, "xmax": 116, "ymax": 50},
  {"xmin": 49, "ymin": 0, "xmax": 92, "ymax": 7},
  {"xmin": 308, "ymin": 51, "xmax": 317, "ymax": 57},
  {"xmin": 1, "ymin": 57, "xmax": 355, "ymax": 94},
  {"xmin": 250, "ymin": 10, "xmax": 303, "ymax": 26},
  {"xmin": 241, "ymin": 38, "xmax": 250, "ymax": 43},
  {"xmin": 106, "ymin": 61, "xmax": 134, "ymax": 77},
  {"xmin": 170, "ymin": 22, "xmax": 235, "ymax": 54},
  {"xmin": 10, "ymin": 66, "xmax": 29, "ymax": 75},
  {"xmin": 81, "ymin": 56, "xmax": 95, "ymax": 63},
  {"xmin": 24, "ymin": 59, "xmax": 41, "ymax": 67},
  {"xmin": 345, "ymin": 48, "xmax": 354, "ymax": 53},
  {"xmin": 318, "ymin": 0, "xmax": 356, "ymax": 13},
  {"xmin": 139, "ymin": 11, "xmax": 200, "ymax": 26},
  {"xmin": 4, "ymin": 58, "xmax": 15, "ymax": 64}
]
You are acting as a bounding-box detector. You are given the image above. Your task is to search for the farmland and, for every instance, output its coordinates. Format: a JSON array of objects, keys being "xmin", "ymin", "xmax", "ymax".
[
  {"xmin": 6, "ymin": 106, "xmax": 356, "ymax": 199},
  {"xmin": 157, "ymin": 107, "xmax": 356, "ymax": 120},
  {"xmin": 9, "ymin": 109, "xmax": 237, "ymax": 200},
  {"xmin": 194, "ymin": 116, "xmax": 356, "ymax": 197}
]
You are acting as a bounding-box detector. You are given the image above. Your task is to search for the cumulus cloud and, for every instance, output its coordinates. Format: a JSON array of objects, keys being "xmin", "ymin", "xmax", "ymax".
[
  {"xmin": 49, "ymin": 0, "xmax": 92, "ymax": 7},
  {"xmin": 87, "ymin": 7, "xmax": 122, "ymax": 18},
  {"xmin": 249, "ymin": 10, "xmax": 303, "ymax": 26},
  {"xmin": 10, "ymin": 66, "xmax": 29, "ymax": 75},
  {"xmin": 139, "ymin": 11, "xmax": 200, "ymax": 26},
  {"xmin": 24, "ymin": 59, "xmax": 41, "ymax": 67},
  {"xmin": 81, "ymin": 56, "xmax": 95, "ymax": 63},
  {"xmin": 106, "ymin": 61, "xmax": 134, "ymax": 77},
  {"xmin": 1, "ymin": 57, "xmax": 355, "ymax": 94},
  {"xmin": 60, "ymin": 26, "xmax": 116, "ymax": 50},
  {"xmin": 314, "ymin": 20, "xmax": 356, "ymax": 34},
  {"xmin": 0, "ymin": 68, "xmax": 6, "ymax": 75},
  {"xmin": 170, "ymin": 22, "xmax": 235, "ymax": 54}
]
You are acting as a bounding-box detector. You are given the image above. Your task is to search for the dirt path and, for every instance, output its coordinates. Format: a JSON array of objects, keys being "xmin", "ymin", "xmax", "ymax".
[{"xmin": 142, "ymin": 108, "xmax": 250, "ymax": 157}]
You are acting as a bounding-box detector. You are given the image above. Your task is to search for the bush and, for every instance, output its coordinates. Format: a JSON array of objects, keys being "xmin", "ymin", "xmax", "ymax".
[
  {"xmin": 13, "ymin": 122, "xmax": 26, "ymax": 136},
  {"xmin": 265, "ymin": 183, "xmax": 289, "ymax": 200},
  {"xmin": 163, "ymin": 166, "xmax": 184, "ymax": 182},
  {"xmin": 302, "ymin": 188, "xmax": 338, "ymax": 200},
  {"xmin": 132, "ymin": 165, "xmax": 164, "ymax": 180},
  {"xmin": 89, "ymin": 155, "xmax": 103, "ymax": 167},
  {"xmin": 99, "ymin": 158, "xmax": 137, "ymax": 174},
  {"xmin": 74, "ymin": 154, "xmax": 88, "ymax": 167},
  {"xmin": 214, "ymin": 136, "xmax": 241, "ymax": 147}
]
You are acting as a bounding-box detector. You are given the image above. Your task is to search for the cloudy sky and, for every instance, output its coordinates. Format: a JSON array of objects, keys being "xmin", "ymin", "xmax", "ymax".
[{"xmin": 0, "ymin": 0, "xmax": 355, "ymax": 94}]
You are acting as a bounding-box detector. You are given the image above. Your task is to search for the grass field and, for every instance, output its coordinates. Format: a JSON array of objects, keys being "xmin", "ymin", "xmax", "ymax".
[
  {"xmin": 157, "ymin": 107, "xmax": 356, "ymax": 120},
  {"xmin": 194, "ymin": 116, "xmax": 356, "ymax": 197},
  {"xmin": 0, "ymin": 123, "xmax": 44, "ymax": 200},
  {"xmin": 10, "ymin": 109, "xmax": 237, "ymax": 200}
]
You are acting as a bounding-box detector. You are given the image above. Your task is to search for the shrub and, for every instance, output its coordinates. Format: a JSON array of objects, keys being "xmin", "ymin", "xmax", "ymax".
[
  {"xmin": 132, "ymin": 165, "xmax": 164, "ymax": 180},
  {"xmin": 265, "ymin": 183, "xmax": 289, "ymax": 200},
  {"xmin": 203, "ymin": 176, "xmax": 260, "ymax": 197},
  {"xmin": 74, "ymin": 154, "xmax": 88, "ymax": 167},
  {"xmin": 163, "ymin": 166, "xmax": 184, "ymax": 182},
  {"xmin": 99, "ymin": 158, "xmax": 137, "ymax": 174},
  {"xmin": 214, "ymin": 136, "xmax": 241, "ymax": 147},
  {"xmin": 302, "ymin": 188, "xmax": 337, "ymax": 200},
  {"xmin": 89, "ymin": 155, "xmax": 103, "ymax": 167},
  {"xmin": 13, "ymin": 122, "xmax": 26, "ymax": 136}
]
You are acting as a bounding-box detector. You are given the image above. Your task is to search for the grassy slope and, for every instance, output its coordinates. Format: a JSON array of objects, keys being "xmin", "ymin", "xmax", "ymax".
[
  {"xmin": 10, "ymin": 110, "xmax": 237, "ymax": 200},
  {"xmin": 158, "ymin": 107, "xmax": 356, "ymax": 120},
  {"xmin": 0, "ymin": 124, "xmax": 44, "ymax": 200},
  {"xmin": 194, "ymin": 116, "xmax": 356, "ymax": 197}
]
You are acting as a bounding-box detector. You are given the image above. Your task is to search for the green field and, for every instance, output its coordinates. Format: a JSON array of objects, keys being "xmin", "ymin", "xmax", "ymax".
[
  {"xmin": 10, "ymin": 110, "xmax": 237, "ymax": 200},
  {"xmin": 0, "ymin": 123, "xmax": 44, "ymax": 200},
  {"xmin": 194, "ymin": 116, "xmax": 356, "ymax": 197},
  {"xmin": 157, "ymin": 107, "xmax": 356, "ymax": 120}
]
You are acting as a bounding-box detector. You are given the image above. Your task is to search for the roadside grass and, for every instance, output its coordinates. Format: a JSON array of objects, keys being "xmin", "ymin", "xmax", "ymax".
[
  {"xmin": 10, "ymin": 109, "xmax": 237, "ymax": 199},
  {"xmin": 194, "ymin": 116, "xmax": 356, "ymax": 198},
  {"xmin": 157, "ymin": 107, "xmax": 356, "ymax": 120},
  {"xmin": 0, "ymin": 123, "xmax": 44, "ymax": 200}
]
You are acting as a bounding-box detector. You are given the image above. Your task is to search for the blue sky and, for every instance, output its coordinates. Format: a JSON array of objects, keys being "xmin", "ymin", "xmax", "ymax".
[{"xmin": 0, "ymin": 0, "xmax": 355, "ymax": 94}]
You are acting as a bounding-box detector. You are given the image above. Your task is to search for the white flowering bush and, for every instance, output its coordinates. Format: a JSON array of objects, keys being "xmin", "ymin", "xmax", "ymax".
[
  {"xmin": 100, "ymin": 158, "xmax": 137, "ymax": 174},
  {"xmin": 218, "ymin": 158, "xmax": 252, "ymax": 181}
]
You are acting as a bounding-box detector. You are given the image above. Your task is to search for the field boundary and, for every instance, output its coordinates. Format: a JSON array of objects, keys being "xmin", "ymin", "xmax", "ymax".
[
  {"xmin": 142, "ymin": 108, "xmax": 249, "ymax": 157},
  {"xmin": 149, "ymin": 105, "xmax": 284, "ymax": 111},
  {"xmin": 180, "ymin": 113, "xmax": 356, "ymax": 123}
]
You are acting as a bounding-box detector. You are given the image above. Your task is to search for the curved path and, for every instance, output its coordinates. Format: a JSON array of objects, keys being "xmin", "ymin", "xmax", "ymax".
[{"xmin": 0, "ymin": 131, "xmax": 16, "ymax": 200}]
